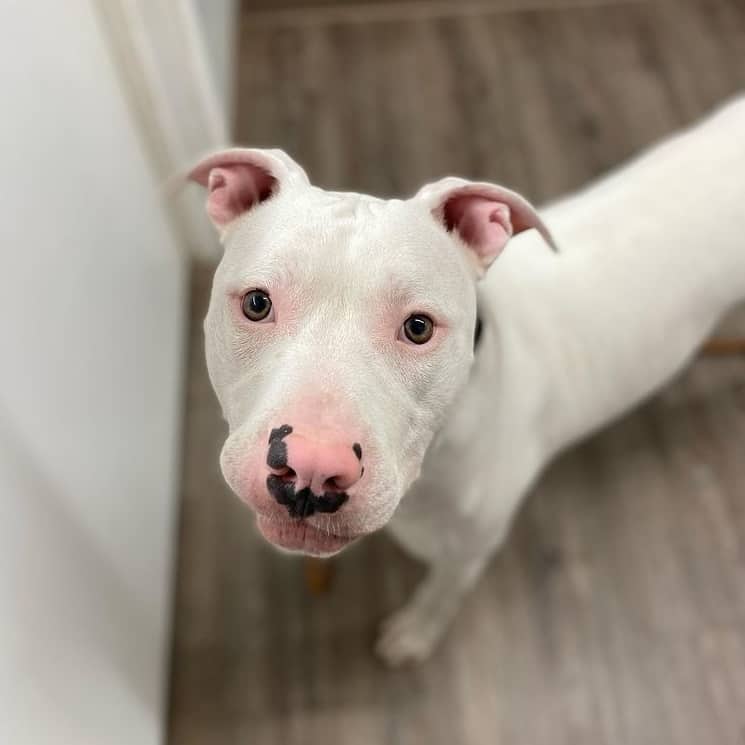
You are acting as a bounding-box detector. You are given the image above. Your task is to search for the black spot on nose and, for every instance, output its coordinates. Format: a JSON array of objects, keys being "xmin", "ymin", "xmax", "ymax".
[
  {"xmin": 352, "ymin": 442, "xmax": 362, "ymax": 460},
  {"xmin": 267, "ymin": 441, "xmax": 287, "ymax": 470},
  {"xmin": 268, "ymin": 424, "xmax": 293, "ymax": 444},
  {"xmin": 267, "ymin": 424, "xmax": 292, "ymax": 469},
  {"xmin": 266, "ymin": 476, "xmax": 348, "ymax": 518}
]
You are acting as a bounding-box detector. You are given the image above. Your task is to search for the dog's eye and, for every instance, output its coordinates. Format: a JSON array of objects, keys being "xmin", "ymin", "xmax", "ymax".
[
  {"xmin": 242, "ymin": 290, "xmax": 273, "ymax": 322},
  {"xmin": 402, "ymin": 314, "xmax": 434, "ymax": 345}
]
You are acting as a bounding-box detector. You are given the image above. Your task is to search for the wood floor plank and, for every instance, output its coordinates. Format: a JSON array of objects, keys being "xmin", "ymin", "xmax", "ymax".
[
  {"xmin": 243, "ymin": 0, "xmax": 638, "ymax": 11},
  {"xmin": 168, "ymin": 0, "xmax": 745, "ymax": 742},
  {"xmin": 242, "ymin": 0, "xmax": 650, "ymax": 27}
]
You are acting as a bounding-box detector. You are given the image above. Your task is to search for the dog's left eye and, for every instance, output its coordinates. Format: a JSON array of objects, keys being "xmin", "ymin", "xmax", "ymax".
[
  {"xmin": 401, "ymin": 314, "xmax": 434, "ymax": 345},
  {"xmin": 242, "ymin": 290, "xmax": 273, "ymax": 322}
]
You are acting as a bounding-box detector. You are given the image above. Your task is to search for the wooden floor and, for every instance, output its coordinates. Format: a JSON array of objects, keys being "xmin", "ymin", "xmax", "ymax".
[{"xmin": 168, "ymin": 1, "xmax": 745, "ymax": 743}]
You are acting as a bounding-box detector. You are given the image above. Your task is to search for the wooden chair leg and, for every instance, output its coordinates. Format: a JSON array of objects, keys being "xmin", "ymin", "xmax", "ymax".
[{"xmin": 304, "ymin": 557, "xmax": 334, "ymax": 595}]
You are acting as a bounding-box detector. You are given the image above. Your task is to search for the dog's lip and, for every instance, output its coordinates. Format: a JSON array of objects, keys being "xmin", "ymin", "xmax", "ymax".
[{"xmin": 255, "ymin": 513, "xmax": 361, "ymax": 556}]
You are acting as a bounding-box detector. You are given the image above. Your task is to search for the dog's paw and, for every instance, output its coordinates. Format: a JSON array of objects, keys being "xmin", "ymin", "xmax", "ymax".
[{"xmin": 374, "ymin": 603, "xmax": 444, "ymax": 667}]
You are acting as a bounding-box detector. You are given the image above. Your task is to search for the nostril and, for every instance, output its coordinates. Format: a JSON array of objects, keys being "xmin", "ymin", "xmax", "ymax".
[
  {"xmin": 322, "ymin": 476, "xmax": 342, "ymax": 492},
  {"xmin": 272, "ymin": 465, "xmax": 296, "ymax": 484},
  {"xmin": 322, "ymin": 463, "xmax": 363, "ymax": 492}
]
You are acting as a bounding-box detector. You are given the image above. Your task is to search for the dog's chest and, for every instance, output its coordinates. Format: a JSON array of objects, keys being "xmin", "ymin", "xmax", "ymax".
[{"xmin": 386, "ymin": 421, "xmax": 491, "ymax": 561}]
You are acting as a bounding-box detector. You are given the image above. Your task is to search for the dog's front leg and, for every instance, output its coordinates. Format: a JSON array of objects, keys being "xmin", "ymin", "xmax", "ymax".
[{"xmin": 375, "ymin": 552, "xmax": 488, "ymax": 666}]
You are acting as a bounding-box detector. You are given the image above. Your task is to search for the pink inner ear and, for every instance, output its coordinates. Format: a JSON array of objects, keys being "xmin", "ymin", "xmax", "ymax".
[
  {"xmin": 443, "ymin": 194, "xmax": 513, "ymax": 266},
  {"xmin": 204, "ymin": 163, "xmax": 276, "ymax": 227}
]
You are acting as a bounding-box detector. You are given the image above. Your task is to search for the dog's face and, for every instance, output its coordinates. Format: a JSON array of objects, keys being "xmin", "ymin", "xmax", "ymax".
[{"xmin": 190, "ymin": 149, "xmax": 552, "ymax": 556}]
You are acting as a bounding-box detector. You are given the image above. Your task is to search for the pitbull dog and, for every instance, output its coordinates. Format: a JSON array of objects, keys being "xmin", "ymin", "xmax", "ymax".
[{"xmin": 188, "ymin": 96, "xmax": 745, "ymax": 665}]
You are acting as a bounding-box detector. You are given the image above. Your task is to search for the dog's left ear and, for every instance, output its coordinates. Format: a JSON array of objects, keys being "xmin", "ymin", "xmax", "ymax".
[{"xmin": 415, "ymin": 177, "xmax": 557, "ymax": 274}]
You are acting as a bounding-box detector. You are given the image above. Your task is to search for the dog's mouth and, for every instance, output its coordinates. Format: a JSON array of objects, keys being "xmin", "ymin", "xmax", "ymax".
[{"xmin": 255, "ymin": 513, "xmax": 360, "ymax": 557}]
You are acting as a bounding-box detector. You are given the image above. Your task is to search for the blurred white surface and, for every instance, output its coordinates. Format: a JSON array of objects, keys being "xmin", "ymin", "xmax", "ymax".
[
  {"xmin": 193, "ymin": 0, "xmax": 239, "ymax": 122},
  {"xmin": 0, "ymin": 0, "xmax": 222, "ymax": 742}
]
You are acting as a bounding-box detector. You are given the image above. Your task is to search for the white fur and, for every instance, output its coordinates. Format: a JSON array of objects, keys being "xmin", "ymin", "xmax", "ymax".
[{"xmin": 195, "ymin": 96, "xmax": 745, "ymax": 666}]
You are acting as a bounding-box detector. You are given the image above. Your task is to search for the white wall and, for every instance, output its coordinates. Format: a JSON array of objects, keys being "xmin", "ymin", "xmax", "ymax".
[
  {"xmin": 0, "ymin": 2, "xmax": 188, "ymax": 744},
  {"xmin": 192, "ymin": 0, "xmax": 239, "ymax": 127}
]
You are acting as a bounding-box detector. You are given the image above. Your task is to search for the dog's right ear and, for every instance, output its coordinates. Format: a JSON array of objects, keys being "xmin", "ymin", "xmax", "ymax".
[{"xmin": 188, "ymin": 148, "xmax": 309, "ymax": 231}]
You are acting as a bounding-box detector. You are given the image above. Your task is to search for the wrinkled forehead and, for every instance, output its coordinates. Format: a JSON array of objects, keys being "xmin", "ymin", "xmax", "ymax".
[{"xmin": 217, "ymin": 187, "xmax": 474, "ymax": 308}]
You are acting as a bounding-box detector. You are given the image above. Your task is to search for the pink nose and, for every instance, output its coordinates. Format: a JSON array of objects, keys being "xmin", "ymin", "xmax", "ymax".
[
  {"xmin": 285, "ymin": 433, "xmax": 362, "ymax": 494},
  {"xmin": 279, "ymin": 432, "xmax": 363, "ymax": 495}
]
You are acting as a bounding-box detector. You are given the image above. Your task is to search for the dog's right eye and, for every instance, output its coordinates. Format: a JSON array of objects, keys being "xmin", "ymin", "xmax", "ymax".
[
  {"xmin": 242, "ymin": 290, "xmax": 273, "ymax": 322},
  {"xmin": 402, "ymin": 314, "xmax": 435, "ymax": 345}
]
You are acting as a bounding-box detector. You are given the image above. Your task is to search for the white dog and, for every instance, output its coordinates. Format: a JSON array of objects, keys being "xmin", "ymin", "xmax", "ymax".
[{"xmin": 189, "ymin": 96, "xmax": 745, "ymax": 666}]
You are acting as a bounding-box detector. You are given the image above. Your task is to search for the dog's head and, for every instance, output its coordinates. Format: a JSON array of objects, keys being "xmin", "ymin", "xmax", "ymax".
[{"xmin": 189, "ymin": 148, "xmax": 553, "ymax": 556}]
